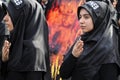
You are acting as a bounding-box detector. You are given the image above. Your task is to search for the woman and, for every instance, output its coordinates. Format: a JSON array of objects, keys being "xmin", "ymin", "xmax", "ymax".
[
  {"xmin": 0, "ymin": 22, "xmax": 10, "ymax": 80},
  {"xmin": 60, "ymin": 1, "xmax": 120, "ymax": 80},
  {"xmin": 0, "ymin": 2, "xmax": 10, "ymax": 80},
  {"xmin": 1, "ymin": 0, "xmax": 51, "ymax": 80}
]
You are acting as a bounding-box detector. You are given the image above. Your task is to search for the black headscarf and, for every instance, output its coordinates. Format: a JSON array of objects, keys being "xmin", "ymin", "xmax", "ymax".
[
  {"xmin": 77, "ymin": 1, "xmax": 109, "ymax": 41},
  {"xmin": 0, "ymin": 1, "xmax": 6, "ymax": 22},
  {"xmin": 2, "ymin": 0, "xmax": 51, "ymax": 79},
  {"xmin": 75, "ymin": 1, "xmax": 120, "ymax": 79}
]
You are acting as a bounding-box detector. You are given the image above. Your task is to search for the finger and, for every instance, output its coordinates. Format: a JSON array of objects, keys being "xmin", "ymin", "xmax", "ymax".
[{"xmin": 76, "ymin": 41, "xmax": 83, "ymax": 49}]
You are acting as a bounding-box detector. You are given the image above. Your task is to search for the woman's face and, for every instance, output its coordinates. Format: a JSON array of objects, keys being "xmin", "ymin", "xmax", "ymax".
[
  {"xmin": 112, "ymin": 0, "xmax": 118, "ymax": 8},
  {"xmin": 3, "ymin": 13, "xmax": 14, "ymax": 31},
  {"xmin": 79, "ymin": 8, "xmax": 94, "ymax": 33}
]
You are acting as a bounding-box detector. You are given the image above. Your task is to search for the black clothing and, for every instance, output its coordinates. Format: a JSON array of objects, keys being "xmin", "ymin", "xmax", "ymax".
[
  {"xmin": 0, "ymin": 22, "xmax": 9, "ymax": 79},
  {"xmin": 2, "ymin": 0, "xmax": 51, "ymax": 80},
  {"xmin": 116, "ymin": 0, "xmax": 120, "ymax": 11},
  {"xmin": 0, "ymin": 22, "xmax": 10, "ymax": 58},
  {"xmin": 93, "ymin": 63, "xmax": 119, "ymax": 80},
  {"xmin": 6, "ymin": 71, "xmax": 43, "ymax": 80},
  {"xmin": 61, "ymin": 54, "xmax": 119, "ymax": 80},
  {"xmin": 0, "ymin": 2, "xmax": 6, "ymax": 22},
  {"xmin": 60, "ymin": 1, "xmax": 120, "ymax": 80},
  {"xmin": 116, "ymin": 0, "xmax": 120, "ymax": 19}
]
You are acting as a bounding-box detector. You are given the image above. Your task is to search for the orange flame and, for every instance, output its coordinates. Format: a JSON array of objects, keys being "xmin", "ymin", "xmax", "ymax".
[{"xmin": 47, "ymin": 0, "xmax": 85, "ymax": 80}]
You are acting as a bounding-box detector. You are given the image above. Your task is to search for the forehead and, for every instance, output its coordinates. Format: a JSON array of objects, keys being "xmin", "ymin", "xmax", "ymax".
[{"xmin": 80, "ymin": 8, "xmax": 89, "ymax": 15}]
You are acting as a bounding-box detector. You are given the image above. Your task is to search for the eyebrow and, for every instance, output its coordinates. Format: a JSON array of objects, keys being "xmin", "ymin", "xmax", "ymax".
[{"xmin": 80, "ymin": 13, "xmax": 90, "ymax": 16}]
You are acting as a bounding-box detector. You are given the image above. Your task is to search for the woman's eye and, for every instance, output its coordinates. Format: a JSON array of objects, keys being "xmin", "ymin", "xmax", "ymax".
[
  {"xmin": 84, "ymin": 16, "xmax": 89, "ymax": 19},
  {"xmin": 84, "ymin": 15, "xmax": 91, "ymax": 19}
]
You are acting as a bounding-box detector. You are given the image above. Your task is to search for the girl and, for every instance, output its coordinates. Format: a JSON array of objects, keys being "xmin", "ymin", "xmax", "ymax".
[{"xmin": 60, "ymin": 1, "xmax": 120, "ymax": 80}]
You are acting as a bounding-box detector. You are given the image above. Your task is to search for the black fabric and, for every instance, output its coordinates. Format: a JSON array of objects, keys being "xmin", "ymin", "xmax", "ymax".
[
  {"xmin": 93, "ymin": 63, "xmax": 119, "ymax": 80},
  {"xmin": 77, "ymin": 1, "xmax": 107, "ymax": 28},
  {"xmin": 60, "ymin": 53, "xmax": 78, "ymax": 79},
  {"xmin": 116, "ymin": 0, "xmax": 120, "ymax": 11},
  {"xmin": 0, "ymin": 22, "xmax": 10, "ymax": 80},
  {"xmin": 0, "ymin": 22, "xmax": 10, "ymax": 37},
  {"xmin": 6, "ymin": 71, "xmax": 43, "ymax": 80},
  {"xmin": 0, "ymin": 22, "xmax": 8, "ymax": 55},
  {"xmin": 2, "ymin": 0, "xmax": 24, "ymax": 26},
  {"xmin": 77, "ymin": 1, "xmax": 120, "ymax": 65},
  {"xmin": 60, "ymin": 1, "xmax": 120, "ymax": 80},
  {"xmin": 0, "ymin": 1, "xmax": 6, "ymax": 22},
  {"xmin": 2, "ymin": 0, "xmax": 51, "ymax": 80},
  {"xmin": 0, "ymin": 22, "xmax": 9, "ymax": 78},
  {"xmin": 107, "ymin": 0, "xmax": 118, "ymax": 26}
]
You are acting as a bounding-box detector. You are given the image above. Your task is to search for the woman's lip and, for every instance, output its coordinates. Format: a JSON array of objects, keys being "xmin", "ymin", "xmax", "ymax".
[{"xmin": 80, "ymin": 26, "xmax": 85, "ymax": 28}]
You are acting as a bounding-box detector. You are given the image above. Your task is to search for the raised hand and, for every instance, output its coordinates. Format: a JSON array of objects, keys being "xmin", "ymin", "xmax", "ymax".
[
  {"xmin": 2, "ymin": 40, "xmax": 11, "ymax": 62},
  {"xmin": 72, "ymin": 40, "xmax": 84, "ymax": 58}
]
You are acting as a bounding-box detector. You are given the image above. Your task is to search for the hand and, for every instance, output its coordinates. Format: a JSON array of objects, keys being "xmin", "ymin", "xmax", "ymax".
[
  {"xmin": 72, "ymin": 40, "xmax": 84, "ymax": 58},
  {"xmin": 2, "ymin": 40, "xmax": 11, "ymax": 62}
]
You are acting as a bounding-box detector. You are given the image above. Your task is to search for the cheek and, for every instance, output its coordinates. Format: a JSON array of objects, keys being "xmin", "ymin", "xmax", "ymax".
[
  {"xmin": 8, "ymin": 22, "xmax": 14, "ymax": 31},
  {"xmin": 89, "ymin": 26, "xmax": 94, "ymax": 31},
  {"xmin": 87, "ymin": 22, "xmax": 94, "ymax": 32}
]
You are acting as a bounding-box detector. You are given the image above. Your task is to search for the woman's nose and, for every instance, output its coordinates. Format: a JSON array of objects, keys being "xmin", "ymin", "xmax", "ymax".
[
  {"xmin": 3, "ymin": 15, "xmax": 8, "ymax": 22},
  {"xmin": 79, "ymin": 17, "xmax": 84, "ymax": 24}
]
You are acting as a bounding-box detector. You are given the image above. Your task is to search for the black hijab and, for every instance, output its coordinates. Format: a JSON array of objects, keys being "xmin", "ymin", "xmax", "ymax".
[
  {"xmin": 75, "ymin": 1, "xmax": 120, "ymax": 79},
  {"xmin": 2, "ymin": 1, "xmax": 51, "ymax": 79}
]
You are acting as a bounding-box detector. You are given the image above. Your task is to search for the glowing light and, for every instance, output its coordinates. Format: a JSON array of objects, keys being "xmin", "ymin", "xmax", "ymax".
[{"xmin": 46, "ymin": 0, "xmax": 85, "ymax": 79}]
